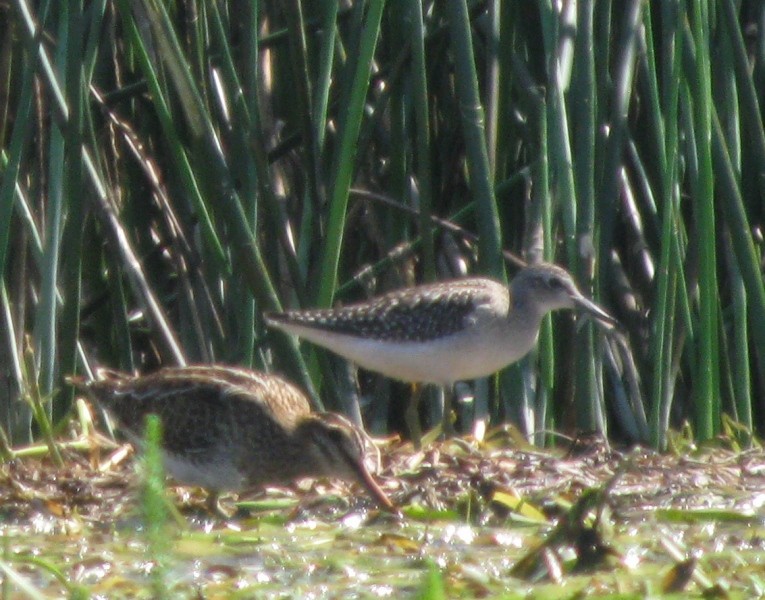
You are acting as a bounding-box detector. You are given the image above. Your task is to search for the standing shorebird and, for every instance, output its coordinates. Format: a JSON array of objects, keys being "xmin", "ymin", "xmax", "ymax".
[
  {"xmin": 266, "ymin": 263, "xmax": 617, "ymax": 439},
  {"xmin": 69, "ymin": 366, "xmax": 394, "ymax": 514}
]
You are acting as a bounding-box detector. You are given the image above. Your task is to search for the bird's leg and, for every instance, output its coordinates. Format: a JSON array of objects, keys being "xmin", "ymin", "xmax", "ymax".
[
  {"xmin": 405, "ymin": 383, "xmax": 424, "ymax": 450},
  {"xmin": 440, "ymin": 384, "xmax": 456, "ymax": 437},
  {"xmin": 205, "ymin": 490, "xmax": 233, "ymax": 519}
]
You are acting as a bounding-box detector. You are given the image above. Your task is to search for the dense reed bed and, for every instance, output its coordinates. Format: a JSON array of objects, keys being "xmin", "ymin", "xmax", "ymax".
[{"xmin": 1, "ymin": 1, "xmax": 763, "ymax": 448}]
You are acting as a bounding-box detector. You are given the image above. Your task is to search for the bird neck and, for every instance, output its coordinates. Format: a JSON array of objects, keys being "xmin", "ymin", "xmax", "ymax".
[{"xmin": 509, "ymin": 282, "xmax": 547, "ymax": 325}]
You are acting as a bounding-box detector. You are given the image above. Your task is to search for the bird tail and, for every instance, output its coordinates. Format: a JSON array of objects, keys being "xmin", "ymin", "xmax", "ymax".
[
  {"xmin": 66, "ymin": 368, "xmax": 134, "ymax": 407},
  {"xmin": 66, "ymin": 368, "xmax": 133, "ymax": 387}
]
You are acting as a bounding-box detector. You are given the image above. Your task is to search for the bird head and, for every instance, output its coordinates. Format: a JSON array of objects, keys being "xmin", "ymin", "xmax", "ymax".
[
  {"xmin": 298, "ymin": 413, "xmax": 395, "ymax": 511},
  {"xmin": 511, "ymin": 263, "xmax": 617, "ymax": 327}
]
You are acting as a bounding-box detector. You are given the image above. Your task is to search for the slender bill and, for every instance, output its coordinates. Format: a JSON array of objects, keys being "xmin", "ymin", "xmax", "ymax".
[
  {"xmin": 349, "ymin": 458, "xmax": 396, "ymax": 512},
  {"xmin": 573, "ymin": 295, "xmax": 620, "ymax": 329}
]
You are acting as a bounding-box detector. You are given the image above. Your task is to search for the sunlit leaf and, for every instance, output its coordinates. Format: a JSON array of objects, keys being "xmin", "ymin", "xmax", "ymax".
[{"xmin": 491, "ymin": 490, "xmax": 548, "ymax": 522}]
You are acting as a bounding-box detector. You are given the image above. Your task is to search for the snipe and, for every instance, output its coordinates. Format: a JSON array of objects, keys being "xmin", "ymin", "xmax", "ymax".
[
  {"xmin": 266, "ymin": 263, "xmax": 617, "ymax": 440},
  {"xmin": 69, "ymin": 365, "xmax": 394, "ymax": 514}
]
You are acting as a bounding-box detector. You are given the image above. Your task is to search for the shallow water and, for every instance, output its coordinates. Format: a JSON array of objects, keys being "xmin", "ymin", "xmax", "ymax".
[{"xmin": 2, "ymin": 436, "xmax": 765, "ymax": 597}]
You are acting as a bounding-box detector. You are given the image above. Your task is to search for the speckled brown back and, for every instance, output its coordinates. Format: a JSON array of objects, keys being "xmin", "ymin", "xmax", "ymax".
[
  {"xmin": 75, "ymin": 366, "xmax": 313, "ymax": 482},
  {"xmin": 267, "ymin": 278, "xmax": 505, "ymax": 342},
  {"xmin": 69, "ymin": 366, "xmax": 394, "ymax": 508}
]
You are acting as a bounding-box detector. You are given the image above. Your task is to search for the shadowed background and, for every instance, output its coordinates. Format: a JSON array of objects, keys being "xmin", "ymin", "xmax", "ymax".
[{"xmin": 0, "ymin": 0, "xmax": 763, "ymax": 451}]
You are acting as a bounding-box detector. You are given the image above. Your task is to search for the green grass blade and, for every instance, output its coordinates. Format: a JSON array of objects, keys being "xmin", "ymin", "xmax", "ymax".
[
  {"xmin": 316, "ymin": 0, "xmax": 385, "ymax": 308},
  {"xmin": 445, "ymin": 0, "xmax": 504, "ymax": 280},
  {"xmin": 689, "ymin": 0, "xmax": 720, "ymax": 440},
  {"xmin": 409, "ymin": 2, "xmax": 436, "ymax": 281}
]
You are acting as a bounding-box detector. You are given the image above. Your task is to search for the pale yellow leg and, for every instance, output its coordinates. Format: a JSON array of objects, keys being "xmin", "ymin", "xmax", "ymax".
[
  {"xmin": 441, "ymin": 385, "xmax": 455, "ymax": 437},
  {"xmin": 405, "ymin": 383, "xmax": 424, "ymax": 450},
  {"xmin": 206, "ymin": 490, "xmax": 233, "ymax": 519}
]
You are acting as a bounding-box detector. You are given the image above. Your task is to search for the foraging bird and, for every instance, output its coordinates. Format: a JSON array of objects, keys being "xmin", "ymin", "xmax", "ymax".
[
  {"xmin": 69, "ymin": 366, "xmax": 394, "ymax": 513},
  {"xmin": 265, "ymin": 263, "xmax": 617, "ymax": 438}
]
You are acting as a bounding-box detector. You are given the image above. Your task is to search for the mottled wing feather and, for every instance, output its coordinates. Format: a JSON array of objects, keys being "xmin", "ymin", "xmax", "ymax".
[
  {"xmin": 158, "ymin": 366, "xmax": 311, "ymax": 421},
  {"xmin": 80, "ymin": 366, "xmax": 310, "ymax": 457},
  {"xmin": 271, "ymin": 278, "xmax": 499, "ymax": 342},
  {"xmin": 87, "ymin": 380, "xmax": 231, "ymax": 454}
]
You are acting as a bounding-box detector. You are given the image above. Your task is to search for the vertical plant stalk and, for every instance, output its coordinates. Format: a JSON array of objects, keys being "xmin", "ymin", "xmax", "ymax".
[
  {"xmin": 444, "ymin": 0, "xmax": 505, "ymax": 281},
  {"xmin": 123, "ymin": 0, "xmax": 318, "ymax": 401},
  {"xmin": 284, "ymin": 0, "xmax": 321, "ymax": 205},
  {"xmin": 538, "ymin": 1, "xmax": 576, "ymax": 261},
  {"xmin": 316, "ymin": 0, "xmax": 386, "ymax": 308},
  {"xmin": 724, "ymin": 238, "xmax": 751, "ymax": 437},
  {"xmin": 690, "ymin": 0, "xmax": 719, "ymax": 440},
  {"xmin": 33, "ymin": 3, "xmax": 78, "ymax": 403},
  {"xmin": 485, "ymin": 0, "xmax": 500, "ymax": 177},
  {"xmin": 141, "ymin": 414, "xmax": 170, "ymax": 600},
  {"xmin": 711, "ymin": 109, "xmax": 765, "ymax": 408},
  {"xmin": 715, "ymin": 6, "xmax": 751, "ymax": 439},
  {"xmin": 1, "ymin": 282, "xmax": 27, "ymax": 444},
  {"xmin": 596, "ymin": 0, "xmax": 642, "ymax": 267},
  {"xmin": 114, "ymin": 0, "xmax": 228, "ymax": 269},
  {"xmin": 409, "ymin": 1, "xmax": 436, "ymax": 281},
  {"xmin": 57, "ymin": 0, "xmax": 86, "ymax": 421},
  {"xmin": 313, "ymin": 1, "xmax": 339, "ymax": 156},
  {"xmin": 91, "ymin": 188, "xmax": 188, "ymax": 366},
  {"xmin": 0, "ymin": 54, "xmax": 36, "ymax": 285},
  {"xmin": 21, "ymin": 342, "xmax": 63, "ymax": 467},
  {"xmin": 719, "ymin": 0, "xmax": 765, "ymax": 193},
  {"xmin": 648, "ymin": 3, "xmax": 683, "ymax": 449},
  {"xmin": 571, "ymin": 0, "xmax": 601, "ymax": 433},
  {"xmin": 386, "ymin": 3, "xmax": 408, "ymax": 254},
  {"xmin": 35, "ymin": 128, "xmax": 63, "ymax": 403},
  {"xmin": 532, "ymin": 94, "xmax": 553, "ymax": 441}
]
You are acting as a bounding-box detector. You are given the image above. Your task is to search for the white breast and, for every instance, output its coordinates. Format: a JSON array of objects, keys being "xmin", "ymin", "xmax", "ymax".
[{"xmin": 288, "ymin": 319, "xmax": 540, "ymax": 386}]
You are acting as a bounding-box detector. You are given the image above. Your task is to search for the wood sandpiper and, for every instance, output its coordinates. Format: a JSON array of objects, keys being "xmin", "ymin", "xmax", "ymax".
[
  {"xmin": 69, "ymin": 365, "xmax": 394, "ymax": 513},
  {"xmin": 266, "ymin": 263, "xmax": 617, "ymax": 440}
]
